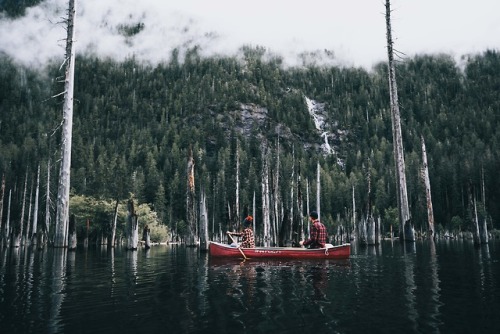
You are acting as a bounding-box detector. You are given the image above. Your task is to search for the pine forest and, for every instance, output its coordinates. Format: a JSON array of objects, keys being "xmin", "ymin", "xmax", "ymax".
[{"xmin": 1, "ymin": 45, "xmax": 500, "ymax": 245}]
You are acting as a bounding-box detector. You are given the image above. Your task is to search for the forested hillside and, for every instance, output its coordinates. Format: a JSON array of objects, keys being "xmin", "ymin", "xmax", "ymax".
[{"xmin": 1, "ymin": 47, "xmax": 499, "ymax": 241}]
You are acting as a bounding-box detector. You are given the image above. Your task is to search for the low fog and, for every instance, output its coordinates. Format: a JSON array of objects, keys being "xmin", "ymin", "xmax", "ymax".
[{"xmin": 1, "ymin": 0, "xmax": 499, "ymax": 69}]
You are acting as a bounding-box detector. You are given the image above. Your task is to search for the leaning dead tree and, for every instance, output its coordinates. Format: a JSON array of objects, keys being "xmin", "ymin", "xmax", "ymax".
[
  {"xmin": 385, "ymin": 0, "xmax": 415, "ymax": 242},
  {"xmin": 110, "ymin": 199, "xmax": 119, "ymax": 247},
  {"xmin": 421, "ymin": 136, "xmax": 435, "ymax": 238},
  {"xmin": 54, "ymin": 0, "xmax": 77, "ymax": 248}
]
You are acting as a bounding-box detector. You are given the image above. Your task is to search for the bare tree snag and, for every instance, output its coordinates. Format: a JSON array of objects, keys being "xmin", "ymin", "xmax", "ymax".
[
  {"xmin": 54, "ymin": 0, "xmax": 77, "ymax": 248},
  {"xmin": 297, "ymin": 162, "xmax": 304, "ymax": 244},
  {"xmin": 235, "ymin": 140, "xmax": 240, "ymax": 226},
  {"xmin": 110, "ymin": 199, "xmax": 119, "ymax": 247},
  {"xmin": 14, "ymin": 172, "xmax": 28, "ymax": 247},
  {"xmin": 142, "ymin": 225, "xmax": 151, "ymax": 249},
  {"xmin": 352, "ymin": 185, "xmax": 357, "ymax": 242},
  {"xmin": 421, "ymin": 136, "xmax": 435, "ymax": 238},
  {"xmin": 41, "ymin": 159, "xmax": 51, "ymax": 248},
  {"xmin": 5, "ymin": 190, "xmax": 12, "ymax": 247},
  {"xmin": 0, "ymin": 174, "xmax": 5, "ymax": 247},
  {"xmin": 261, "ymin": 142, "xmax": 271, "ymax": 247},
  {"xmin": 199, "ymin": 186, "xmax": 209, "ymax": 251},
  {"xmin": 31, "ymin": 165, "xmax": 40, "ymax": 247},
  {"xmin": 385, "ymin": 0, "xmax": 414, "ymax": 242},
  {"xmin": 68, "ymin": 214, "xmax": 77, "ymax": 250},
  {"xmin": 186, "ymin": 146, "xmax": 197, "ymax": 247},
  {"xmin": 127, "ymin": 199, "xmax": 138, "ymax": 250},
  {"xmin": 316, "ymin": 162, "xmax": 321, "ymax": 220}
]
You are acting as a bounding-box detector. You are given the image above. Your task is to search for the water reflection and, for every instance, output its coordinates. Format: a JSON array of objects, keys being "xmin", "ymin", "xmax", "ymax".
[
  {"xmin": 1, "ymin": 241, "xmax": 499, "ymax": 333},
  {"xmin": 428, "ymin": 239, "xmax": 443, "ymax": 331},
  {"xmin": 403, "ymin": 246, "xmax": 417, "ymax": 331},
  {"xmin": 48, "ymin": 248, "xmax": 67, "ymax": 334}
]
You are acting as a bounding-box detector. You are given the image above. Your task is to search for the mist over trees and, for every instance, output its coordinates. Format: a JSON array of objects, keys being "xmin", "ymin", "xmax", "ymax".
[{"xmin": 1, "ymin": 47, "xmax": 499, "ymax": 243}]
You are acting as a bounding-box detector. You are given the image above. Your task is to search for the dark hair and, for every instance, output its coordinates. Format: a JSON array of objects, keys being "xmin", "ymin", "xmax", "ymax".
[{"xmin": 309, "ymin": 211, "xmax": 318, "ymax": 219}]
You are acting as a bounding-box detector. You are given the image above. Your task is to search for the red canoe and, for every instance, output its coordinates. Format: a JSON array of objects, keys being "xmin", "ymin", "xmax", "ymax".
[{"xmin": 208, "ymin": 241, "xmax": 350, "ymax": 260}]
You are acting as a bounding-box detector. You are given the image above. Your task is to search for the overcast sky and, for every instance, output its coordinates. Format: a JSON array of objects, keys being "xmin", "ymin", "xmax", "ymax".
[{"xmin": 1, "ymin": 0, "xmax": 499, "ymax": 69}]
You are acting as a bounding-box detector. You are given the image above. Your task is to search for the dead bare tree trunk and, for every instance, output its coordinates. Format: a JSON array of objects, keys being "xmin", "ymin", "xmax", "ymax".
[
  {"xmin": 385, "ymin": 0, "xmax": 414, "ymax": 242},
  {"xmin": 472, "ymin": 192, "xmax": 481, "ymax": 246},
  {"xmin": 235, "ymin": 140, "xmax": 240, "ymax": 226},
  {"xmin": 31, "ymin": 165, "xmax": 40, "ymax": 247},
  {"xmin": 366, "ymin": 216, "xmax": 376, "ymax": 245},
  {"xmin": 297, "ymin": 163, "xmax": 304, "ymax": 244},
  {"xmin": 421, "ymin": 136, "xmax": 435, "ymax": 239},
  {"xmin": 186, "ymin": 146, "xmax": 197, "ymax": 246},
  {"xmin": 54, "ymin": 0, "xmax": 77, "ymax": 248},
  {"xmin": 199, "ymin": 186, "xmax": 209, "ymax": 251},
  {"xmin": 479, "ymin": 167, "xmax": 489, "ymax": 243},
  {"xmin": 14, "ymin": 173, "xmax": 28, "ymax": 247},
  {"xmin": 273, "ymin": 141, "xmax": 280, "ymax": 246},
  {"xmin": 5, "ymin": 190, "xmax": 12, "ymax": 247},
  {"xmin": 352, "ymin": 185, "xmax": 357, "ymax": 242},
  {"xmin": 252, "ymin": 191, "xmax": 256, "ymax": 242},
  {"xmin": 262, "ymin": 143, "xmax": 271, "ymax": 247},
  {"xmin": 289, "ymin": 146, "xmax": 295, "ymax": 244},
  {"xmin": 41, "ymin": 159, "xmax": 51, "ymax": 248},
  {"xmin": 306, "ymin": 179, "xmax": 310, "ymax": 238},
  {"xmin": 25, "ymin": 178, "xmax": 33, "ymax": 246},
  {"xmin": 68, "ymin": 214, "xmax": 77, "ymax": 250},
  {"xmin": 316, "ymin": 162, "xmax": 321, "ymax": 220},
  {"xmin": 110, "ymin": 199, "xmax": 119, "ymax": 247},
  {"xmin": 127, "ymin": 199, "xmax": 138, "ymax": 250},
  {"xmin": 83, "ymin": 219, "xmax": 89, "ymax": 248},
  {"xmin": 0, "ymin": 174, "xmax": 5, "ymax": 247}
]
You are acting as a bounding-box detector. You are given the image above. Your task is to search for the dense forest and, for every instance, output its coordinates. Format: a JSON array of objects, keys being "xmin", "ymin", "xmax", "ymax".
[{"xmin": 1, "ymin": 45, "xmax": 499, "ymax": 244}]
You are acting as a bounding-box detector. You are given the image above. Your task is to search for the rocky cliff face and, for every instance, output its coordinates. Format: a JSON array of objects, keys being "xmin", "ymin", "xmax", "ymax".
[{"xmin": 211, "ymin": 97, "xmax": 347, "ymax": 165}]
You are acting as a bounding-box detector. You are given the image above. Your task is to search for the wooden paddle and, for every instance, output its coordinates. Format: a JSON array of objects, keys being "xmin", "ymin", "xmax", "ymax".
[{"xmin": 227, "ymin": 232, "xmax": 248, "ymax": 260}]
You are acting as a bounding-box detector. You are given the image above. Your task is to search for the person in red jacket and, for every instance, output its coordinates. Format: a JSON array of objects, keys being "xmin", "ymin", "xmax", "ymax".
[{"xmin": 299, "ymin": 211, "xmax": 327, "ymax": 248}]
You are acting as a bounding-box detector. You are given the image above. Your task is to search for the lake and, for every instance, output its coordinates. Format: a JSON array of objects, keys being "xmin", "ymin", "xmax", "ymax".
[{"xmin": 1, "ymin": 239, "xmax": 499, "ymax": 333}]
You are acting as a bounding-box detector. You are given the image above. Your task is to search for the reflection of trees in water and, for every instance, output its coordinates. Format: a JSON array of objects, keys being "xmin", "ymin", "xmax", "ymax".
[
  {"xmin": 427, "ymin": 239, "xmax": 442, "ymax": 331},
  {"xmin": 477, "ymin": 244, "xmax": 494, "ymax": 304},
  {"xmin": 125, "ymin": 250, "xmax": 138, "ymax": 295},
  {"xmin": 207, "ymin": 259, "xmax": 345, "ymax": 331},
  {"xmin": 49, "ymin": 248, "xmax": 67, "ymax": 334}
]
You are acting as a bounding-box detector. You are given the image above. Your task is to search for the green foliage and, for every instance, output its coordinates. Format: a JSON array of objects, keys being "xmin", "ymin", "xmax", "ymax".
[
  {"xmin": 0, "ymin": 0, "xmax": 43, "ymax": 18},
  {"xmin": 450, "ymin": 215, "xmax": 463, "ymax": 232},
  {"xmin": 383, "ymin": 207, "xmax": 399, "ymax": 234},
  {"xmin": 69, "ymin": 194, "xmax": 169, "ymax": 243}
]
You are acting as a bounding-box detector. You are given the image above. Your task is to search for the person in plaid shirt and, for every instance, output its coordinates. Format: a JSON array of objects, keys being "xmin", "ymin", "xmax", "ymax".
[
  {"xmin": 229, "ymin": 215, "xmax": 255, "ymax": 248},
  {"xmin": 300, "ymin": 211, "xmax": 327, "ymax": 248}
]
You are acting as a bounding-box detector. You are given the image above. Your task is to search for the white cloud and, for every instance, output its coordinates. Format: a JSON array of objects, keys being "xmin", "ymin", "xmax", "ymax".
[{"xmin": 1, "ymin": 0, "xmax": 499, "ymax": 69}]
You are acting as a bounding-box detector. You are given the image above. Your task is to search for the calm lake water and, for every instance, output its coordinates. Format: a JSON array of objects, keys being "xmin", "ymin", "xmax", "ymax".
[{"xmin": 1, "ymin": 240, "xmax": 499, "ymax": 334}]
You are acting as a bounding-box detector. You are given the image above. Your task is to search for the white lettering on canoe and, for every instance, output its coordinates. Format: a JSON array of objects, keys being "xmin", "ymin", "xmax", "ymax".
[{"xmin": 254, "ymin": 250, "xmax": 282, "ymax": 254}]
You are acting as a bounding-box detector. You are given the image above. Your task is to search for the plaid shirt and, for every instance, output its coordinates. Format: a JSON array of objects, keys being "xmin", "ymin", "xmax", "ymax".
[
  {"xmin": 303, "ymin": 220, "xmax": 327, "ymax": 248},
  {"xmin": 234, "ymin": 227, "xmax": 255, "ymax": 248}
]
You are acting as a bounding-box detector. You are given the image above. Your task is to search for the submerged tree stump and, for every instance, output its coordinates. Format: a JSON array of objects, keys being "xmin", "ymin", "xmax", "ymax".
[
  {"xmin": 142, "ymin": 225, "xmax": 151, "ymax": 249},
  {"xmin": 127, "ymin": 199, "xmax": 138, "ymax": 250},
  {"xmin": 68, "ymin": 214, "xmax": 77, "ymax": 250}
]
